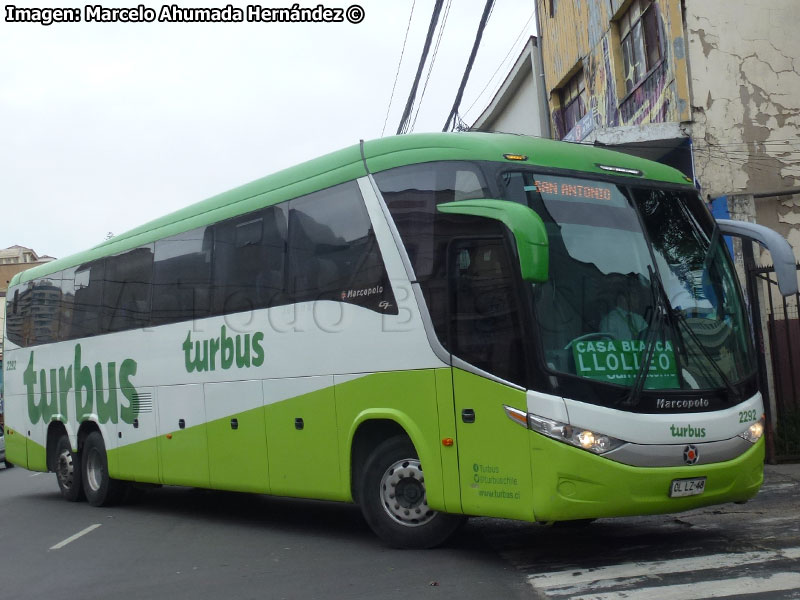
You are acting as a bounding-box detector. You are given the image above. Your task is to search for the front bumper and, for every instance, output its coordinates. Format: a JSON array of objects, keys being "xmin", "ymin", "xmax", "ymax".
[{"xmin": 530, "ymin": 433, "xmax": 764, "ymax": 522}]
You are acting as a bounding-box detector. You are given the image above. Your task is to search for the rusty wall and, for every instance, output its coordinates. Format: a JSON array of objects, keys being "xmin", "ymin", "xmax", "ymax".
[{"xmin": 537, "ymin": 0, "xmax": 691, "ymax": 140}]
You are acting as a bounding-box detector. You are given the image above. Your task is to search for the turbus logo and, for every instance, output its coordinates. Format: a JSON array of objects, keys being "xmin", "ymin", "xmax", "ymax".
[
  {"xmin": 23, "ymin": 344, "xmax": 139, "ymax": 425},
  {"xmin": 670, "ymin": 424, "xmax": 707, "ymax": 438},
  {"xmin": 683, "ymin": 445, "xmax": 700, "ymax": 465},
  {"xmin": 182, "ymin": 325, "xmax": 265, "ymax": 373}
]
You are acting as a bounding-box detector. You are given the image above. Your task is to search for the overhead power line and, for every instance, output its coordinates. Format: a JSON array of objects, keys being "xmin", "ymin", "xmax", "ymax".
[
  {"xmin": 410, "ymin": 0, "xmax": 453, "ymax": 132},
  {"xmin": 381, "ymin": 1, "xmax": 416, "ymax": 137},
  {"xmin": 442, "ymin": 0, "xmax": 495, "ymax": 132},
  {"xmin": 396, "ymin": 0, "xmax": 446, "ymax": 135},
  {"xmin": 462, "ymin": 9, "xmax": 535, "ymax": 122}
]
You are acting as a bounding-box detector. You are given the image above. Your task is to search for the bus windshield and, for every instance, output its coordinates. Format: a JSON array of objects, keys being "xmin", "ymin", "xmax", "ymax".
[{"xmin": 501, "ymin": 171, "xmax": 756, "ymax": 393}]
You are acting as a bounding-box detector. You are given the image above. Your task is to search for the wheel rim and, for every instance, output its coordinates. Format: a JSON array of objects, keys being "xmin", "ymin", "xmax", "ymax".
[
  {"xmin": 379, "ymin": 458, "xmax": 437, "ymax": 527},
  {"xmin": 86, "ymin": 448, "xmax": 104, "ymax": 493},
  {"xmin": 56, "ymin": 449, "xmax": 75, "ymax": 490}
]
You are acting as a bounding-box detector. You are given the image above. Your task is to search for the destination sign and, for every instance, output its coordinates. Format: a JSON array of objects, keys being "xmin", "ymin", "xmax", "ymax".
[
  {"xmin": 572, "ymin": 339, "xmax": 679, "ymax": 389},
  {"xmin": 524, "ymin": 176, "xmax": 616, "ymax": 202}
]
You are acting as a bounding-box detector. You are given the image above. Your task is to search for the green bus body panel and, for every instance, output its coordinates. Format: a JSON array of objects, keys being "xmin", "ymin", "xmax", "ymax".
[
  {"xmin": 529, "ymin": 434, "xmax": 764, "ymax": 521},
  {"xmin": 434, "ymin": 368, "xmax": 462, "ymax": 514},
  {"xmin": 451, "ymin": 369, "xmax": 535, "ymax": 521},
  {"xmin": 10, "ymin": 132, "xmax": 689, "ymax": 288},
  {"xmin": 5, "ymin": 427, "xmax": 31, "ymax": 469},
  {"xmin": 207, "ymin": 405, "xmax": 269, "ymax": 494},
  {"xmin": 361, "ymin": 133, "xmax": 687, "ymax": 185},
  {"xmin": 113, "ymin": 437, "xmax": 161, "ymax": 484},
  {"xmin": 27, "ymin": 426, "xmax": 47, "ymax": 472},
  {"xmin": 104, "ymin": 370, "xmax": 450, "ymax": 509},
  {"xmin": 157, "ymin": 423, "xmax": 210, "ymax": 488},
  {"xmin": 266, "ymin": 383, "xmax": 342, "ymax": 501},
  {"xmin": 336, "ymin": 369, "xmax": 447, "ymax": 510}
]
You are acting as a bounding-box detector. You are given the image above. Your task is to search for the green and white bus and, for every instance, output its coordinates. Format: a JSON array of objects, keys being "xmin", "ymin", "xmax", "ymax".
[{"xmin": 4, "ymin": 133, "xmax": 797, "ymax": 548}]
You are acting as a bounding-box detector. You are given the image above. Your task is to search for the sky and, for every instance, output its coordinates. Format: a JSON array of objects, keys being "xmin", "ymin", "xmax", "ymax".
[{"xmin": 1, "ymin": 0, "xmax": 537, "ymax": 260}]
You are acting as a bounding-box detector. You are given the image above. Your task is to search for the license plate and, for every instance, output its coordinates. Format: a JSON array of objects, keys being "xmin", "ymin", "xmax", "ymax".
[{"xmin": 669, "ymin": 477, "xmax": 707, "ymax": 498}]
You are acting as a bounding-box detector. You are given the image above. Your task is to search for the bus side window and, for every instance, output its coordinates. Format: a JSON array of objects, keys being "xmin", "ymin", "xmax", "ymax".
[
  {"xmin": 152, "ymin": 226, "xmax": 214, "ymax": 326},
  {"xmin": 103, "ymin": 245, "xmax": 154, "ymax": 333},
  {"xmin": 5, "ymin": 286, "xmax": 29, "ymax": 347},
  {"xmin": 287, "ymin": 181, "xmax": 396, "ymax": 313},
  {"xmin": 211, "ymin": 205, "xmax": 288, "ymax": 316},
  {"xmin": 31, "ymin": 276, "xmax": 62, "ymax": 345},
  {"xmin": 448, "ymin": 238, "xmax": 527, "ymax": 386},
  {"xmin": 65, "ymin": 262, "xmax": 105, "ymax": 341}
]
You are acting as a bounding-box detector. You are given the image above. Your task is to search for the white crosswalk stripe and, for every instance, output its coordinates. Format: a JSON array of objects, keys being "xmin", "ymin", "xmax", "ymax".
[{"xmin": 528, "ymin": 546, "xmax": 800, "ymax": 599}]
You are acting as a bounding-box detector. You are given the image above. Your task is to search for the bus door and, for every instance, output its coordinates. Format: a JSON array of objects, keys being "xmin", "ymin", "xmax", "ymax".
[{"xmin": 447, "ymin": 237, "xmax": 535, "ymax": 520}]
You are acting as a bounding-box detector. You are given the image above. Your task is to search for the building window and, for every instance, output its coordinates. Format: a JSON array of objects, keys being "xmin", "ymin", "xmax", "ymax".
[
  {"xmin": 619, "ymin": 0, "xmax": 662, "ymax": 94},
  {"xmin": 560, "ymin": 70, "xmax": 586, "ymax": 135}
]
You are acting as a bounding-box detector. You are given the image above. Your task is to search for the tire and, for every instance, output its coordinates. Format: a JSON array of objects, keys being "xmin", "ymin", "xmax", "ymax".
[
  {"xmin": 4, "ymin": 460, "xmax": 13, "ymax": 469},
  {"xmin": 82, "ymin": 431, "xmax": 126, "ymax": 507},
  {"xmin": 359, "ymin": 435, "xmax": 465, "ymax": 549},
  {"xmin": 54, "ymin": 435, "xmax": 84, "ymax": 502}
]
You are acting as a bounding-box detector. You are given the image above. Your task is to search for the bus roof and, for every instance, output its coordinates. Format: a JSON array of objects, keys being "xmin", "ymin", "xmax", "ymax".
[{"xmin": 11, "ymin": 132, "xmax": 690, "ymax": 286}]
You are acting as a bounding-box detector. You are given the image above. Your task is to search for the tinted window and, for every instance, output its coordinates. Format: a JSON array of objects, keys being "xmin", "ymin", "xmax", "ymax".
[
  {"xmin": 63, "ymin": 261, "xmax": 105, "ymax": 340},
  {"xmin": 103, "ymin": 245, "xmax": 154, "ymax": 332},
  {"xmin": 374, "ymin": 161, "xmax": 489, "ymax": 281},
  {"xmin": 6, "ymin": 284, "xmax": 32, "ymax": 347},
  {"xmin": 287, "ymin": 181, "xmax": 396, "ymax": 313},
  {"xmin": 449, "ymin": 238, "xmax": 527, "ymax": 385},
  {"xmin": 376, "ymin": 161, "xmax": 493, "ymax": 338},
  {"xmin": 211, "ymin": 205, "xmax": 288, "ymax": 315},
  {"xmin": 152, "ymin": 227, "xmax": 213, "ymax": 325},
  {"xmin": 31, "ymin": 275, "xmax": 62, "ymax": 345},
  {"xmin": 7, "ymin": 181, "xmax": 397, "ymax": 346}
]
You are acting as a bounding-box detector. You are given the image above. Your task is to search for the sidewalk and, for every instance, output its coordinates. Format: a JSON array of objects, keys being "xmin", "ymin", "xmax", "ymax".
[{"xmin": 765, "ymin": 462, "xmax": 800, "ymax": 484}]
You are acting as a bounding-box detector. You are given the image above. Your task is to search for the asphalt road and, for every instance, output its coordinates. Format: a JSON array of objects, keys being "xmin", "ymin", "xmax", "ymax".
[
  {"xmin": 1, "ymin": 463, "xmax": 798, "ymax": 599},
  {"xmin": 0, "ymin": 465, "xmax": 529, "ymax": 600},
  {"xmin": 478, "ymin": 463, "xmax": 800, "ymax": 599}
]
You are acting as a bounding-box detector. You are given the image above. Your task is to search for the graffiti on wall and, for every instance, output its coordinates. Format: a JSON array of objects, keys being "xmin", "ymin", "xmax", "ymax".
[{"xmin": 554, "ymin": 2, "xmax": 682, "ymax": 142}]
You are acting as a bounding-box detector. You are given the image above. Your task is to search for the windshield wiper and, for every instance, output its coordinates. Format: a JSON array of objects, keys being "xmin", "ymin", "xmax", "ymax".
[
  {"xmin": 626, "ymin": 264, "xmax": 742, "ymax": 406},
  {"xmin": 624, "ymin": 265, "xmax": 669, "ymax": 407},
  {"xmin": 670, "ymin": 308, "xmax": 742, "ymax": 403}
]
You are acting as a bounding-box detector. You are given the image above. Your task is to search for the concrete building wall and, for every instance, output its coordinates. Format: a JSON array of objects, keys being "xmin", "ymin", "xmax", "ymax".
[
  {"xmin": 684, "ymin": 0, "xmax": 800, "ymax": 260},
  {"xmin": 472, "ymin": 37, "xmax": 549, "ymax": 138},
  {"xmin": 481, "ymin": 69, "xmax": 541, "ymax": 135}
]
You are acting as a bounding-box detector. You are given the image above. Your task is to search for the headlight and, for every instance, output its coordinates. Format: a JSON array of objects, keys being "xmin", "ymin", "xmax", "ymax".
[
  {"xmin": 523, "ymin": 411, "xmax": 626, "ymax": 455},
  {"xmin": 738, "ymin": 415, "xmax": 765, "ymax": 443}
]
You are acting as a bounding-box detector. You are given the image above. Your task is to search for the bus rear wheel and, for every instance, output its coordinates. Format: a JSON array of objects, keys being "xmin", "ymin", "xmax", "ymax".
[
  {"xmin": 55, "ymin": 435, "xmax": 84, "ymax": 502},
  {"xmin": 82, "ymin": 432, "xmax": 126, "ymax": 507},
  {"xmin": 359, "ymin": 436, "xmax": 464, "ymax": 549}
]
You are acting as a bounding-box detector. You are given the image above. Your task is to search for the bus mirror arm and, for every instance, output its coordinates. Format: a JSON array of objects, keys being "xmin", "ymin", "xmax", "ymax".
[
  {"xmin": 437, "ymin": 199, "xmax": 549, "ymax": 282},
  {"xmin": 716, "ymin": 219, "xmax": 798, "ymax": 296}
]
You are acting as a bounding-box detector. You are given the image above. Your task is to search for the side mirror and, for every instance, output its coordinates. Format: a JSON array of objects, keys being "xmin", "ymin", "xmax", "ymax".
[
  {"xmin": 716, "ymin": 219, "xmax": 798, "ymax": 296},
  {"xmin": 437, "ymin": 199, "xmax": 548, "ymax": 282}
]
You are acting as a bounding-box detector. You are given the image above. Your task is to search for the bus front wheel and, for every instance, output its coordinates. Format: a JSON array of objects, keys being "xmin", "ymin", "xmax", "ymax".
[
  {"xmin": 82, "ymin": 432, "xmax": 126, "ymax": 507},
  {"xmin": 55, "ymin": 435, "xmax": 84, "ymax": 502},
  {"xmin": 359, "ymin": 435, "xmax": 464, "ymax": 549}
]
